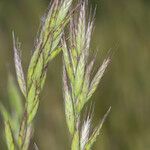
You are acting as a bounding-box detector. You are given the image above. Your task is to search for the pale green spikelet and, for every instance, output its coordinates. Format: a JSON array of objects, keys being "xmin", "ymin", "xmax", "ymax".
[
  {"xmin": 77, "ymin": 59, "xmax": 95, "ymax": 112},
  {"xmin": 87, "ymin": 58, "xmax": 110, "ymax": 100},
  {"xmin": 0, "ymin": 103, "xmax": 16, "ymax": 150},
  {"xmin": 62, "ymin": 37, "xmax": 75, "ymax": 85},
  {"xmin": 22, "ymin": 124, "xmax": 33, "ymax": 150},
  {"xmin": 63, "ymin": 65, "xmax": 75, "ymax": 135},
  {"xmin": 62, "ymin": 1, "xmax": 111, "ymax": 149},
  {"xmin": 85, "ymin": 107, "xmax": 111, "ymax": 150},
  {"xmin": 13, "ymin": 32, "xmax": 27, "ymax": 98},
  {"xmin": 74, "ymin": 51, "xmax": 85, "ymax": 98},
  {"xmin": 76, "ymin": 2, "xmax": 86, "ymax": 55},
  {"xmin": 4, "ymin": 121, "xmax": 15, "ymax": 150},
  {"xmin": 18, "ymin": 114, "xmax": 27, "ymax": 148}
]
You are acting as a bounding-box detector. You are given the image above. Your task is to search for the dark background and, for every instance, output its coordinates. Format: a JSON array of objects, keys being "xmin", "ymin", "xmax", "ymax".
[{"xmin": 0, "ymin": 0, "xmax": 150, "ymax": 149}]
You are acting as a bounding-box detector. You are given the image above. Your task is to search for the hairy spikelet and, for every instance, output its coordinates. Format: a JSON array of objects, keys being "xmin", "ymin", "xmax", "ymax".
[
  {"xmin": 62, "ymin": 1, "xmax": 111, "ymax": 149},
  {"xmin": 85, "ymin": 107, "xmax": 111, "ymax": 150},
  {"xmin": 13, "ymin": 32, "xmax": 26, "ymax": 97},
  {"xmin": 88, "ymin": 58, "xmax": 110, "ymax": 100},
  {"xmin": 80, "ymin": 116, "xmax": 91, "ymax": 150},
  {"xmin": 76, "ymin": 2, "xmax": 86, "ymax": 55}
]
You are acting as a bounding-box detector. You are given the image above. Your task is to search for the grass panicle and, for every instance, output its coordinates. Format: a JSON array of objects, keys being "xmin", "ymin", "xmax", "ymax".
[
  {"xmin": 62, "ymin": 1, "xmax": 111, "ymax": 150},
  {"xmin": 0, "ymin": 0, "xmax": 110, "ymax": 150},
  {"xmin": 0, "ymin": 0, "xmax": 73, "ymax": 149}
]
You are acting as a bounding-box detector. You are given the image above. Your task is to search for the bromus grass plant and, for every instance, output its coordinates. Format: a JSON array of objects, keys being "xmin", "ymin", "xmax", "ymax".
[
  {"xmin": 0, "ymin": 0, "xmax": 73, "ymax": 149},
  {"xmin": 0, "ymin": 0, "xmax": 111, "ymax": 150},
  {"xmin": 62, "ymin": 1, "xmax": 111, "ymax": 150}
]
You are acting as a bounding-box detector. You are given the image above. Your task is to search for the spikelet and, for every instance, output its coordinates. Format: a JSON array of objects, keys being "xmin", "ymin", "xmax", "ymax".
[
  {"xmin": 4, "ymin": 121, "xmax": 15, "ymax": 150},
  {"xmin": 85, "ymin": 107, "xmax": 111, "ymax": 150},
  {"xmin": 80, "ymin": 116, "xmax": 92, "ymax": 150},
  {"xmin": 63, "ymin": 64, "xmax": 75, "ymax": 135},
  {"xmin": 87, "ymin": 58, "xmax": 110, "ymax": 100},
  {"xmin": 0, "ymin": 103, "xmax": 16, "ymax": 150},
  {"xmin": 13, "ymin": 32, "xmax": 26, "ymax": 98}
]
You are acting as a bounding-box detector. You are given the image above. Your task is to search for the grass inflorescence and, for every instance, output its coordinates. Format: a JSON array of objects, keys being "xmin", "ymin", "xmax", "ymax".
[
  {"xmin": 62, "ymin": 1, "xmax": 110, "ymax": 150},
  {"xmin": 0, "ymin": 0, "xmax": 110, "ymax": 150},
  {"xmin": 1, "ymin": 0, "xmax": 73, "ymax": 149}
]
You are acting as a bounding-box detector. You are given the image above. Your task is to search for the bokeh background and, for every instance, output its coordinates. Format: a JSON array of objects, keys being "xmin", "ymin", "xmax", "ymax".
[{"xmin": 0, "ymin": 0, "xmax": 150, "ymax": 149}]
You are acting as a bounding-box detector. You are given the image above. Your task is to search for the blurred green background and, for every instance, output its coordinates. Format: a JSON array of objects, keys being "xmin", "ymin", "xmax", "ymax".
[{"xmin": 0, "ymin": 0, "xmax": 150, "ymax": 149}]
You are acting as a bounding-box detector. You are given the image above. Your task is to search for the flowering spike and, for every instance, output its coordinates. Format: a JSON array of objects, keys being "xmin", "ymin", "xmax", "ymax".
[{"xmin": 62, "ymin": 1, "xmax": 111, "ymax": 149}]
